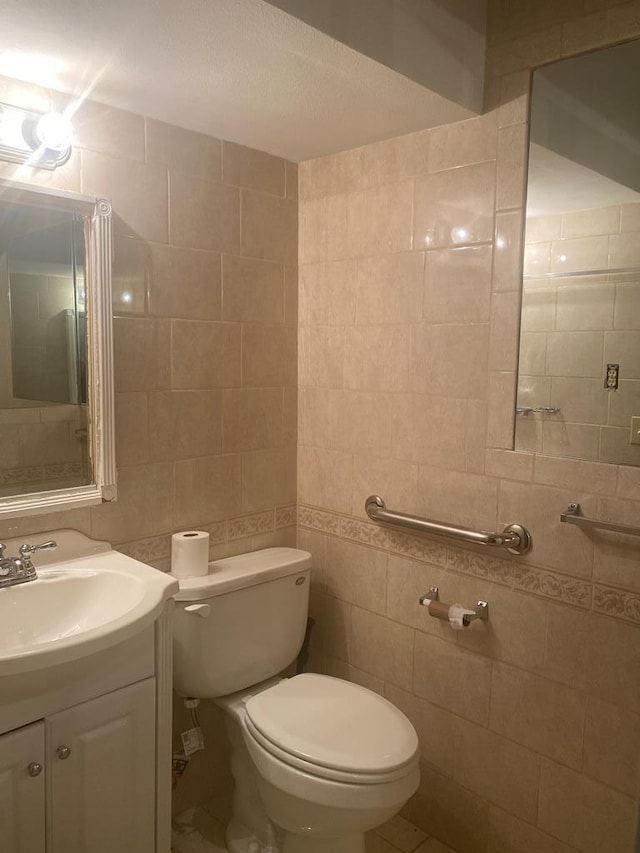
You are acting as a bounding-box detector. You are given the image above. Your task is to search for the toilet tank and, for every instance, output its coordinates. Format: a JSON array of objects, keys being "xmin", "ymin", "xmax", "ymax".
[{"xmin": 172, "ymin": 548, "xmax": 311, "ymax": 698}]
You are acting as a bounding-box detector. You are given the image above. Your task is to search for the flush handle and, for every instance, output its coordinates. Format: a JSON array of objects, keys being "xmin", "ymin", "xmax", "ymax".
[{"xmin": 185, "ymin": 604, "xmax": 211, "ymax": 618}]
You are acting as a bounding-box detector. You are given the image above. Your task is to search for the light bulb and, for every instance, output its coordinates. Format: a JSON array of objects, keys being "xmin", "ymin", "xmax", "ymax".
[{"xmin": 34, "ymin": 112, "xmax": 73, "ymax": 152}]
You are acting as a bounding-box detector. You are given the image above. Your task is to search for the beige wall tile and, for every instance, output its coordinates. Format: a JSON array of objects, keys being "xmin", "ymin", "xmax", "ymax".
[
  {"xmin": 114, "ymin": 392, "xmax": 149, "ymax": 467},
  {"xmin": 584, "ymin": 697, "xmax": 640, "ymax": 796},
  {"xmin": 169, "ymin": 173, "xmax": 239, "ymax": 252},
  {"xmin": 350, "ymin": 606, "xmax": 414, "ymax": 690},
  {"xmin": 329, "ymin": 390, "xmax": 391, "ymax": 455},
  {"xmin": 344, "ymin": 326, "xmax": 410, "ymax": 392},
  {"xmin": 146, "ymin": 118, "xmax": 221, "ymax": 179},
  {"xmin": 149, "ymin": 244, "xmax": 221, "ymax": 320},
  {"xmin": 241, "ymin": 190, "xmax": 296, "ymax": 264},
  {"xmin": 384, "ymin": 685, "xmax": 456, "ymax": 777},
  {"xmin": 222, "ymin": 388, "xmax": 282, "ymax": 453},
  {"xmin": 298, "ymin": 446, "xmax": 353, "ymax": 515},
  {"xmin": 113, "ymin": 317, "xmax": 171, "ymax": 392},
  {"xmin": 171, "ymin": 320, "xmax": 241, "ymax": 389},
  {"xmin": 411, "ymin": 323, "xmax": 490, "ymax": 398},
  {"xmin": 562, "ymin": 205, "xmax": 620, "ymax": 238},
  {"xmin": 496, "ymin": 124, "xmax": 527, "ymax": 211},
  {"xmin": 410, "ymin": 765, "xmax": 489, "ymax": 853},
  {"xmin": 386, "ymin": 555, "xmax": 452, "ymax": 639},
  {"xmin": 309, "ymin": 591, "xmax": 351, "ymax": 662},
  {"xmin": 391, "ymin": 394, "xmax": 468, "ymax": 469},
  {"xmin": 149, "ymin": 390, "xmax": 222, "ymax": 460},
  {"xmin": 112, "ymin": 237, "xmax": 149, "ymax": 314},
  {"xmin": 356, "ymin": 253, "xmax": 423, "ymax": 324},
  {"xmin": 425, "ymin": 245, "xmax": 493, "ymax": 323},
  {"xmin": 538, "ymin": 758, "xmax": 637, "ymax": 853},
  {"xmin": 222, "ymin": 141, "xmax": 285, "ymax": 196},
  {"xmin": 299, "ymin": 259, "xmax": 357, "ymax": 326},
  {"xmin": 298, "ymin": 326, "xmax": 344, "ymax": 389},
  {"xmin": 453, "ymin": 718, "xmax": 540, "ymax": 823},
  {"xmin": 498, "ymin": 480, "xmax": 595, "ymax": 575},
  {"xmin": 546, "ymin": 331, "xmax": 604, "ymax": 378},
  {"xmin": 63, "ymin": 99, "xmax": 145, "ymax": 162},
  {"xmin": 585, "ymin": 613, "xmax": 640, "ymax": 714},
  {"xmin": 550, "ymin": 236, "xmax": 609, "ymax": 274},
  {"xmin": 487, "ymin": 806, "xmax": 578, "ymax": 853},
  {"xmin": 490, "ymin": 292, "xmax": 521, "ymax": 373},
  {"xmin": 414, "ymin": 162, "xmax": 496, "ymax": 250},
  {"xmin": 485, "ymin": 449, "xmax": 533, "ymax": 481},
  {"xmin": 243, "ymin": 324, "xmax": 296, "ymax": 387},
  {"xmin": 174, "ymin": 454, "xmax": 242, "ymax": 527},
  {"xmin": 429, "ymin": 113, "xmax": 498, "ymax": 173},
  {"xmin": 91, "ymin": 462, "xmax": 173, "ymax": 543},
  {"xmin": 222, "ymin": 255, "xmax": 284, "ymax": 324},
  {"xmin": 347, "ymin": 182, "xmax": 413, "ymax": 257},
  {"xmin": 549, "ymin": 377, "xmax": 607, "ymax": 425},
  {"xmin": 351, "ymin": 455, "xmax": 418, "ymax": 520},
  {"xmin": 533, "ymin": 454, "xmax": 617, "ymax": 495},
  {"xmin": 490, "ymin": 662, "xmax": 585, "ymax": 770},
  {"xmin": 298, "ymin": 387, "xmax": 332, "ymax": 448},
  {"xmin": 414, "ymin": 631, "xmax": 492, "ymax": 725},
  {"xmin": 324, "ymin": 537, "xmax": 387, "ymax": 614},
  {"xmin": 416, "ymin": 467, "xmax": 498, "ymax": 530},
  {"xmin": 542, "ymin": 421, "xmax": 600, "ymax": 462},
  {"xmin": 82, "ymin": 150, "xmax": 168, "ymax": 242},
  {"xmin": 299, "ymin": 194, "xmax": 349, "ymax": 263},
  {"xmin": 610, "ymin": 232, "xmax": 640, "ymax": 268},
  {"xmin": 493, "ymin": 211, "xmax": 524, "ymax": 293},
  {"xmin": 241, "ymin": 447, "xmax": 296, "ymax": 512}
]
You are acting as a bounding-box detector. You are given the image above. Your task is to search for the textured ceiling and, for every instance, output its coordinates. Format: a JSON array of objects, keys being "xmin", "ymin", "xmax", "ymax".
[{"xmin": 0, "ymin": 0, "xmax": 474, "ymax": 161}]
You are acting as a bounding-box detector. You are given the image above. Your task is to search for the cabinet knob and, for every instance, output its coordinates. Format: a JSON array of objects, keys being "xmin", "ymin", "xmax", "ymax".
[
  {"xmin": 28, "ymin": 761, "xmax": 42, "ymax": 777},
  {"xmin": 57, "ymin": 745, "xmax": 71, "ymax": 760}
]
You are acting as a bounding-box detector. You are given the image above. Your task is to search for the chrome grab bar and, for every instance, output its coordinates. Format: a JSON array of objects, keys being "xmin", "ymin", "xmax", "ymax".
[
  {"xmin": 364, "ymin": 495, "xmax": 532, "ymax": 555},
  {"xmin": 561, "ymin": 502, "xmax": 640, "ymax": 537}
]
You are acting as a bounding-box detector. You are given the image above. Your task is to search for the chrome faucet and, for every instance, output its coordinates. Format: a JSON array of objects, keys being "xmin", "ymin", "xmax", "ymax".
[{"xmin": 0, "ymin": 540, "xmax": 57, "ymax": 589}]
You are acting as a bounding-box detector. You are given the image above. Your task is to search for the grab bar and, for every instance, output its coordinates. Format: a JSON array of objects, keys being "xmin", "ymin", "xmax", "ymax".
[
  {"xmin": 561, "ymin": 502, "xmax": 640, "ymax": 537},
  {"xmin": 364, "ymin": 495, "xmax": 532, "ymax": 555}
]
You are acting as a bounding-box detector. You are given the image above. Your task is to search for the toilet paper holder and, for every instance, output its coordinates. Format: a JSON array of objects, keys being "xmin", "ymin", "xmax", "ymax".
[{"xmin": 419, "ymin": 586, "xmax": 489, "ymax": 627}]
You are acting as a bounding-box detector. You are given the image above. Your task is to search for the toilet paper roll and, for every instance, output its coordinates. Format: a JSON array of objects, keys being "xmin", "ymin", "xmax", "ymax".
[
  {"xmin": 171, "ymin": 531, "xmax": 210, "ymax": 578},
  {"xmin": 448, "ymin": 603, "xmax": 476, "ymax": 631}
]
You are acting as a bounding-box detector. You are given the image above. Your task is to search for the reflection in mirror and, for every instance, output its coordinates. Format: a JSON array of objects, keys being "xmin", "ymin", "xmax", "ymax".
[
  {"xmin": 515, "ymin": 39, "xmax": 640, "ymax": 466},
  {"xmin": 0, "ymin": 185, "xmax": 114, "ymax": 506}
]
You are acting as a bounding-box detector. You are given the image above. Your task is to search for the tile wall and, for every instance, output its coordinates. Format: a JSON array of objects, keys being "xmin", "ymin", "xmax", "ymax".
[
  {"xmin": 298, "ymin": 3, "xmax": 640, "ymax": 852},
  {"xmin": 517, "ymin": 203, "xmax": 640, "ymax": 464},
  {"xmin": 0, "ymin": 74, "xmax": 298, "ymax": 811}
]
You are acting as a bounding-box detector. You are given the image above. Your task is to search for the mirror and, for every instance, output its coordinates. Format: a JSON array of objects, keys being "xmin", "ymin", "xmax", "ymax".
[
  {"xmin": 515, "ymin": 39, "xmax": 640, "ymax": 466},
  {"xmin": 0, "ymin": 182, "xmax": 116, "ymax": 516}
]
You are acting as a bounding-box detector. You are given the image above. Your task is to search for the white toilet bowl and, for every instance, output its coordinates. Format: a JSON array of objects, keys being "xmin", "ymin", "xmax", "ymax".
[
  {"xmin": 218, "ymin": 673, "xmax": 420, "ymax": 853},
  {"xmin": 171, "ymin": 548, "xmax": 421, "ymax": 853}
]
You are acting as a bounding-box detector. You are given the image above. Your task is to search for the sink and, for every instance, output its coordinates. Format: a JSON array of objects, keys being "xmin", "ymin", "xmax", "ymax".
[{"xmin": 0, "ymin": 534, "xmax": 178, "ymax": 676}]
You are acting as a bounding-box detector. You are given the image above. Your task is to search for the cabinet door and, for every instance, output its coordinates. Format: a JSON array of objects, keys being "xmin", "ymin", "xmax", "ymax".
[
  {"xmin": 47, "ymin": 678, "xmax": 156, "ymax": 853},
  {"xmin": 0, "ymin": 721, "xmax": 45, "ymax": 853}
]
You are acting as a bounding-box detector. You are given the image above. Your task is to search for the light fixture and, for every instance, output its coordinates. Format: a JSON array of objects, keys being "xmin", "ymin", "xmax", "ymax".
[{"xmin": 0, "ymin": 102, "xmax": 73, "ymax": 170}]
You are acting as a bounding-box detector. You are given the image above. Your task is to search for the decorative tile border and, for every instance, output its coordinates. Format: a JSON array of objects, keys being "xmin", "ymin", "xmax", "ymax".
[
  {"xmin": 276, "ymin": 505, "xmax": 297, "ymax": 529},
  {"xmin": 447, "ymin": 547, "xmax": 513, "ymax": 587},
  {"xmin": 513, "ymin": 565, "xmax": 592, "ymax": 609},
  {"xmin": 228, "ymin": 510, "xmax": 274, "ymax": 541},
  {"xmin": 201, "ymin": 521, "xmax": 227, "ymax": 547},
  {"xmin": 594, "ymin": 585, "xmax": 640, "ymax": 625},
  {"xmin": 339, "ymin": 516, "xmax": 388, "ymax": 549},
  {"xmin": 118, "ymin": 534, "xmax": 171, "ymax": 564},
  {"xmin": 296, "ymin": 503, "xmax": 640, "ymax": 624}
]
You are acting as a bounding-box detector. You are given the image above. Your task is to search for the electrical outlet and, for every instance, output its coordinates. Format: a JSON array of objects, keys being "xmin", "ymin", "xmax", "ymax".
[
  {"xmin": 630, "ymin": 417, "xmax": 640, "ymax": 446},
  {"xmin": 605, "ymin": 364, "xmax": 619, "ymax": 390}
]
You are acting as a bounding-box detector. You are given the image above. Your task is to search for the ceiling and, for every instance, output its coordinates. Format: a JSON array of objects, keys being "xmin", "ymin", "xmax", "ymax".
[{"xmin": 0, "ymin": 0, "xmax": 478, "ymax": 162}]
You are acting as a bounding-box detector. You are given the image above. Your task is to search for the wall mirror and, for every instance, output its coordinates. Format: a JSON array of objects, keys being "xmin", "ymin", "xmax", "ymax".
[
  {"xmin": 0, "ymin": 181, "xmax": 116, "ymax": 517},
  {"xmin": 515, "ymin": 39, "xmax": 640, "ymax": 466}
]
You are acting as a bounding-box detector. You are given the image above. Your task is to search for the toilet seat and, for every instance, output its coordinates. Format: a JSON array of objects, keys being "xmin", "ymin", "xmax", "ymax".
[{"xmin": 243, "ymin": 673, "xmax": 419, "ymax": 784}]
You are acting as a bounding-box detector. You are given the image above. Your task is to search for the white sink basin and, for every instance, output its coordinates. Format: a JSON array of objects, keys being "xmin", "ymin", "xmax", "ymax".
[{"xmin": 0, "ymin": 542, "xmax": 178, "ymax": 676}]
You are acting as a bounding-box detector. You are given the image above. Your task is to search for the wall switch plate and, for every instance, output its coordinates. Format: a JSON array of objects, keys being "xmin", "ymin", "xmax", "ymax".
[{"xmin": 630, "ymin": 417, "xmax": 640, "ymax": 446}]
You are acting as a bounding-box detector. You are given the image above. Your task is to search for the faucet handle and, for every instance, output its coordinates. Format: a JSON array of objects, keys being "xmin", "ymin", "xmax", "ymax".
[{"xmin": 19, "ymin": 540, "xmax": 57, "ymax": 557}]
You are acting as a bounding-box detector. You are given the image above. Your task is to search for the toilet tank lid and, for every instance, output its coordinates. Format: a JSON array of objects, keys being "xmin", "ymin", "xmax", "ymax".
[
  {"xmin": 245, "ymin": 673, "xmax": 419, "ymax": 774},
  {"xmin": 172, "ymin": 547, "xmax": 311, "ymax": 600}
]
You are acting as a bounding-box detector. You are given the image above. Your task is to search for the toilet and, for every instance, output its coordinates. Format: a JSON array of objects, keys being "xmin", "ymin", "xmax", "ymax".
[{"xmin": 172, "ymin": 547, "xmax": 420, "ymax": 853}]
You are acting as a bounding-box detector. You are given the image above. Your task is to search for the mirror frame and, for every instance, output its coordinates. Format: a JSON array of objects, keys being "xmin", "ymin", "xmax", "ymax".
[{"xmin": 0, "ymin": 180, "xmax": 117, "ymax": 518}]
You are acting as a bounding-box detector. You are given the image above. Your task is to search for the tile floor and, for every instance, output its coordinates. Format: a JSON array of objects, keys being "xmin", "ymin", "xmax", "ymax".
[{"xmin": 172, "ymin": 808, "xmax": 457, "ymax": 853}]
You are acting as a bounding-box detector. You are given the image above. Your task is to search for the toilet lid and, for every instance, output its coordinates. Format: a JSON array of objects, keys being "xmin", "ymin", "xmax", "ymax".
[{"xmin": 244, "ymin": 674, "xmax": 419, "ymax": 774}]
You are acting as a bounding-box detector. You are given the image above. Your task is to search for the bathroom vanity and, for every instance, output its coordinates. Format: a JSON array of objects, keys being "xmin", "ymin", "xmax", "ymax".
[{"xmin": 0, "ymin": 530, "xmax": 178, "ymax": 853}]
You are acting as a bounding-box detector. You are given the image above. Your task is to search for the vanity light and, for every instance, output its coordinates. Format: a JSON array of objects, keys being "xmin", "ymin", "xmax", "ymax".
[{"xmin": 0, "ymin": 102, "xmax": 73, "ymax": 169}]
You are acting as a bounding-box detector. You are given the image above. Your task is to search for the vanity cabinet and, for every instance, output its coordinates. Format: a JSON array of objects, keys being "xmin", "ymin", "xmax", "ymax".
[
  {"xmin": 0, "ymin": 679, "xmax": 156, "ymax": 853},
  {"xmin": 0, "ymin": 721, "xmax": 45, "ymax": 853}
]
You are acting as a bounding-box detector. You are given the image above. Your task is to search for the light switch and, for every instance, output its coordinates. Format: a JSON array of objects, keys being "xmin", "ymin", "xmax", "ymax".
[{"xmin": 630, "ymin": 417, "xmax": 640, "ymax": 446}]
